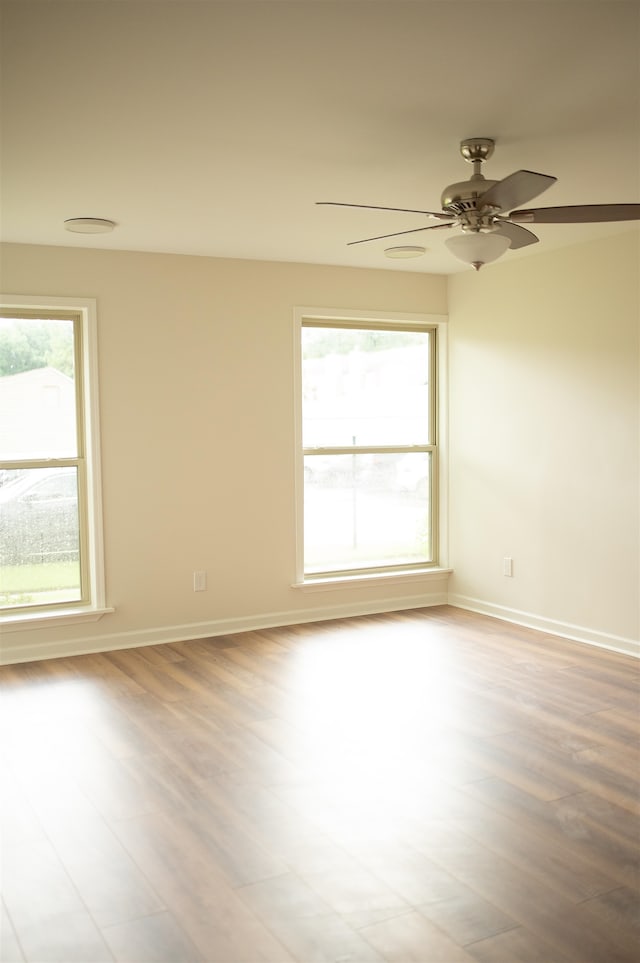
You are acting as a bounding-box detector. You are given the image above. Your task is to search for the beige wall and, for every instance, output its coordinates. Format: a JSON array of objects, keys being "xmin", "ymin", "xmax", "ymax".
[
  {"xmin": 2, "ymin": 232, "xmax": 638, "ymax": 661},
  {"xmin": 0, "ymin": 244, "xmax": 448, "ymax": 660},
  {"xmin": 448, "ymin": 231, "xmax": 639, "ymax": 650}
]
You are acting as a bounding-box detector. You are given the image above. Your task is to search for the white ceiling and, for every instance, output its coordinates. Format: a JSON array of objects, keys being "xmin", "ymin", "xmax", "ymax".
[{"xmin": 1, "ymin": 0, "xmax": 639, "ymax": 275}]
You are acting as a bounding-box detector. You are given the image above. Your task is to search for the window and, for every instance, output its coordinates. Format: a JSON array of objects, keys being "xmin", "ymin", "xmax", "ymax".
[
  {"xmin": 0, "ymin": 297, "xmax": 106, "ymax": 621},
  {"xmin": 296, "ymin": 309, "xmax": 446, "ymax": 581}
]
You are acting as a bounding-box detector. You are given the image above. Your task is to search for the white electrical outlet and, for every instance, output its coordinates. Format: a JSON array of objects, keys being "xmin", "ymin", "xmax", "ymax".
[
  {"xmin": 193, "ymin": 570, "xmax": 207, "ymax": 592},
  {"xmin": 503, "ymin": 557, "xmax": 513, "ymax": 577}
]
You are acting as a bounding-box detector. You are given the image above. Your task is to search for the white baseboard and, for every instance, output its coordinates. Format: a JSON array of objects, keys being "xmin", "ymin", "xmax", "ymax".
[
  {"xmin": 3, "ymin": 588, "xmax": 637, "ymax": 665},
  {"xmin": 0, "ymin": 591, "xmax": 448, "ymax": 665},
  {"xmin": 448, "ymin": 593, "xmax": 639, "ymax": 659}
]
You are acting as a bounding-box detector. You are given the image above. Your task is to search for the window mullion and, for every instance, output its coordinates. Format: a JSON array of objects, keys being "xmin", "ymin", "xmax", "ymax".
[
  {"xmin": 304, "ymin": 445, "xmax": 433, "ymax": 456},
  {"xmin": 0, "ymin": 457, "xmax": 81, "ymax": 471}
]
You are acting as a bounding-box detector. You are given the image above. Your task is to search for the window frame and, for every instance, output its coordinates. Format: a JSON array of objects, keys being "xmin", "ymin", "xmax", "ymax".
[
  {"xmin": 0, "ymin": 295, "xmax": 110, "ymax": 628},
  {"xmin": 293, "ymin": 307, "xmax": 449, "ymax": 586}
]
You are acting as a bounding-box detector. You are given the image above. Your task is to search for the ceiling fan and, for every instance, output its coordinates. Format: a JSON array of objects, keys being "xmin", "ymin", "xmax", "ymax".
[{"xmin": 318, "ymin": 138, "xmax": 640, "ymax": 270}]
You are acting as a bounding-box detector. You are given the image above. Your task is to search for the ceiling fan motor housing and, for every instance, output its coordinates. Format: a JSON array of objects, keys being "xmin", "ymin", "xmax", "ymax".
[{"xmin": 441, "ymin": 178, "xmax": 499, "ymax": 216}]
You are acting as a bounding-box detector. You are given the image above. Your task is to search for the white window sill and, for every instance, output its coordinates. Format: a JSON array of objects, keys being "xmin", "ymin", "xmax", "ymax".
[
  {"xmin": 0, "ymin": 606, "xmax": 114, "ymax": 632},
  {"xmin": 292, "ymin": 567, "xmax": 452, "ymax": 592}
]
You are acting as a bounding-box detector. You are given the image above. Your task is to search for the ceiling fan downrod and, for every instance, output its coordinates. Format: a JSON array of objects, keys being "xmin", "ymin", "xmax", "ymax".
[{"xmin": 440, "ymin": 138, "xmax": 499, "ymax": 215}]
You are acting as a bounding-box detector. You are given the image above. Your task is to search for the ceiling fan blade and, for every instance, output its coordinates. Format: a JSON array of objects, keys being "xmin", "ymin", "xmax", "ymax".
[
  {"xmin": 317, "ymin": 201, "xmax": 452, "ymax": 220},
  {"xmin": 510, "ymin": 203, "xmax": 640, "ymax": 224},
  {"xmin": 478, "ymin": 171, "xmax": 557, "ymax": 214},
  {"xmin": 347, "ymin": 223, "xmax": 454, "ymax": 246},
  {"xmin": 494, "ymin": 220, "xmax": 539, "ymax": 249}
]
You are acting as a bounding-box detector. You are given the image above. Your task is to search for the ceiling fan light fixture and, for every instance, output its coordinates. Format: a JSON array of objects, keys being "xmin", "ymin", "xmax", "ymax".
[
  {"xmin": 384, "ymin": 245, "xmax": 426, "ymax": 259},
  {"xmin": 64, "ymin": 217, "xmax": 116, "ymax": 234},
  {"xmin": 445, "ymin": 231, "xmax": 510, "ymax": 270}
]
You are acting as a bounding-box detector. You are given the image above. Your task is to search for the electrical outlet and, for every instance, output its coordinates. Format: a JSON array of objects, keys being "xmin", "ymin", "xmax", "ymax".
[
  {"xmin": 503, "ymin": 557, "xmax": 513, "ymax": 577},
  {"xmin": 193, "ymin": 570, "xmax": 207, "ymax": 592}
]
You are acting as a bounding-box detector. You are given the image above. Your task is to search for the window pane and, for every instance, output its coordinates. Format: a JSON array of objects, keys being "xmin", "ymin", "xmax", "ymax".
[
  {"xmin": 0, "ymin": 317, "xmax": 78, "ymax": 459},
  {"xmin": 0, "ymin": 467, "xmax": 82, "ymax": 607},
  {"xmin": 304, "ymin": 452, "xmax": 432, "ymax": 573},
  {"xmin": 302, "ymin": 327, "xmax": 430, "ymax": 447}
]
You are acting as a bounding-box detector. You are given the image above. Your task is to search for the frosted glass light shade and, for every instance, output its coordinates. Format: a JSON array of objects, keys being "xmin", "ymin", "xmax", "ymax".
[{"xmin": 445, "ymin": 232, "xmax": 510, "ymax": 270}]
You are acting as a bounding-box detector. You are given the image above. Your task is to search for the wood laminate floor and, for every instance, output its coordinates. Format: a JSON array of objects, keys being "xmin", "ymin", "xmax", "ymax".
[{"xmin": 1, "ymin": 606, "xmax": 638, "ymax": 963}]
